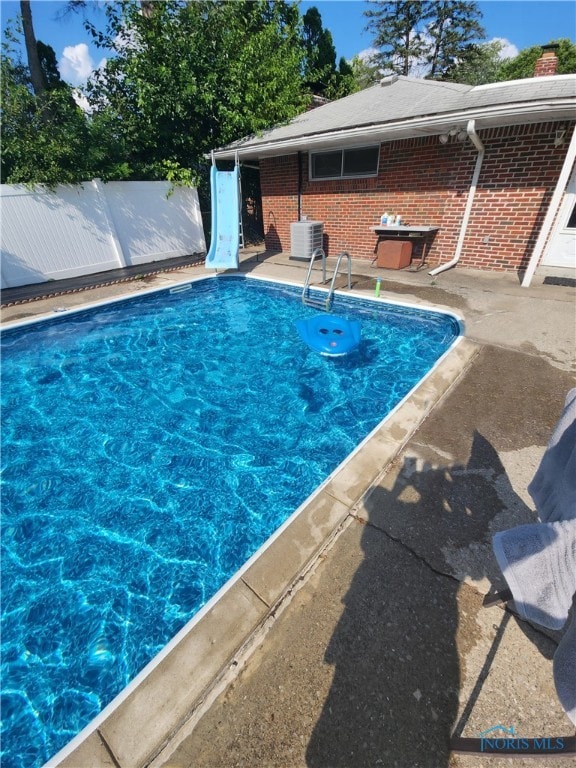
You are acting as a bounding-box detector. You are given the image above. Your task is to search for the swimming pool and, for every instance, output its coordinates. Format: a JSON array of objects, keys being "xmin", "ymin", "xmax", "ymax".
[{"xmin": 1, "ymin": 275, "xmax": 461, "ymax": 767}]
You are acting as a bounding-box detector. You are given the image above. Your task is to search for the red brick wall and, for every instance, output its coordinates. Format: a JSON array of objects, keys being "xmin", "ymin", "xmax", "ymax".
[
  {"xmin": 260, "ymin": 121, "xmax": 572, "ymax": 272},
  {"xmin": 260, "ymin": 154, "xmax": 300, "ymax": 251},
  {"xmin": 534, "ymin": 52, "xmax": 558, "ymax": 77}
]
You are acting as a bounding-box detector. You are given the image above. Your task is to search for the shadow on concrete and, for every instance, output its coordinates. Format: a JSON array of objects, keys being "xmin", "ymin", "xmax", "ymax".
[{"xmin": 306, "ymin": 431, "xmax": 537, "ymax": 768}]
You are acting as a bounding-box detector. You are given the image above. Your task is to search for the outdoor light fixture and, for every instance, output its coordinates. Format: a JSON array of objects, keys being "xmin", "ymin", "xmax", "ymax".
[
  {"xmin": 439, "ymin": 126, "xmax": 468, "ymax": 144},
  {"xmin": 554, "ymin": 128, "xmax": 567, "ymax": 147}
]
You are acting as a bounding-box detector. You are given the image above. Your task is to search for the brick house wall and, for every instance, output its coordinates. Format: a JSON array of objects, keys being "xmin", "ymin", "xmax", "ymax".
[{"xmin": 260, "ymin": 120, "xmax": 573, "ymax": 272}]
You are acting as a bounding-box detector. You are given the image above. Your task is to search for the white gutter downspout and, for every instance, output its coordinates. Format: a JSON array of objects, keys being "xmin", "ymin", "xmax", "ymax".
[
  {"xmin": 429, "ymin": 119, "xmax": 485, "ymax": 276},
  {"xmin": 521, "ymin": 124, "xmax": 576, "ymax": 287}
]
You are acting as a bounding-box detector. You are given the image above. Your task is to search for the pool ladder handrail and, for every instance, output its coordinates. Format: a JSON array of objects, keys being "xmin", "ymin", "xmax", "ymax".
[{"xmin": 302, "ymin": 248, "xmax": 353, "ymax": 312}]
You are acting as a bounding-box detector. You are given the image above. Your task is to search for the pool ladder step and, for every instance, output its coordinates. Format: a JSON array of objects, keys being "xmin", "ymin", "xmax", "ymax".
[{"xmin": 301, "ymin": 248, "xmax": 352, "ymax": 312}]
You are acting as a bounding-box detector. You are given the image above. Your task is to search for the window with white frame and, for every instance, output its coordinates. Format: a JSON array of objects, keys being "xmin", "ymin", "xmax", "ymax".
[{"xmin": 310, "ymin": 145, "xmax": 380, "ymax": 180}]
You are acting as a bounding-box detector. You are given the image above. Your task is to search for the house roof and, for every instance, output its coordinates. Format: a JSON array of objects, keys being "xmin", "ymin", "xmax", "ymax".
[{"xmin": 213, "ymin": 74, "xmax": 576, "ymax": 161}]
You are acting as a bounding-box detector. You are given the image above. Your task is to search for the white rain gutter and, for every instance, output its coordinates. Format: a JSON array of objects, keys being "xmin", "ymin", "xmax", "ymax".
[
  {"xmin": 521, "ymin": 123, "xmax": 576, "ymax": 287},
  {"xmin": 429, "ymin": 119, "xmax": 485, "ymax": 277},
  {"xmin": 213, "ymin": 99, "xmax": 574, "ymax": 161}
]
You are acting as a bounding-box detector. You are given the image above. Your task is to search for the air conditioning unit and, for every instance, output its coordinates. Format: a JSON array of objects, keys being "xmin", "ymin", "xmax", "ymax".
[{"xmin": 290, "ymin": 221, "xmax": 324, "ymax": 261}]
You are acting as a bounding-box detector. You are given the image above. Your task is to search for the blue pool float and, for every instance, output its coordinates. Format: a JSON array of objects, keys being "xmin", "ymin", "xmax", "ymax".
[{"xmin": 296, "ymin": 314, "xmax": 361, "ymax": 357}]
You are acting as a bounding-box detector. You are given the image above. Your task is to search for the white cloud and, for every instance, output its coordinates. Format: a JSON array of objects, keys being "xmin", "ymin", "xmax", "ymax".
[
  {"xmin": 490, "ymin": 37, "xmax": 519, "ymax": 60},
  {"xmin": 58, "ymin": 43, "xmax": 106, "ymax": 86},
  {"xmin": 356, "ymin": 47, "xmax": 379, "ymax": 64},
  {"xmin": 71, "ymin": 88, "xmax": 92, "ymax": 114}
]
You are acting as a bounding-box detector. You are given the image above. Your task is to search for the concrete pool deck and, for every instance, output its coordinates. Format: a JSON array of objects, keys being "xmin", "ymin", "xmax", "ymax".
[{"xmin": 1, "ymin": 251, "xmax": 575, "ymax": 767}]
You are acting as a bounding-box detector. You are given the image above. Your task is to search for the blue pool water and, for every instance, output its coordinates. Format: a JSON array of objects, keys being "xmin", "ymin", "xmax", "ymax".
[{"xmin": 0, "ymin": 276, "xmax": 460, "ymax": 767}]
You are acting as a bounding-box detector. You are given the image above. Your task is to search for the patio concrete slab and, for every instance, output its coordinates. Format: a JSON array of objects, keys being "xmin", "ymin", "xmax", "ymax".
[
  {"xmin": 0, "ymin": 255, "xmax": 204, "ymax": 306},
  {"xmin": 54, "ymin": 731, "xmax": 117, "ymax": 768},
  {"xmin": 158, "ymin": 342, "xmax": 575, "ymax": 768},
  {"xmin": 360, "ymin": 343, "xmax": 575, "ymax": 595},
  {"xmin": 160, "ymin": 520, "xmax": 574, "ymax": 768},
  {"xmin": 356, "ymin": 344, "xmax": 573, "ymax": 592},
  {"xmin": 161, "ymin": 517, "xmax": 467, "ymax": 768},
  {"xmin": 452, "ymin": 603, "xmax": 573, "ymax": 768},
  {"xmin": 240, "ymin": 491, "xmax": 350, "ymax": 609}
]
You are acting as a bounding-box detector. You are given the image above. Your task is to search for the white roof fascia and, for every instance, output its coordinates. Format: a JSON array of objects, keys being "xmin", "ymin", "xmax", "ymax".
[
  {"xmin": 472, "ymin": 73, "xmax": 576, "ymax": 91},
  {"xmin": 214, "ymin": 98, "xmax": 575, "ymax": 161}
]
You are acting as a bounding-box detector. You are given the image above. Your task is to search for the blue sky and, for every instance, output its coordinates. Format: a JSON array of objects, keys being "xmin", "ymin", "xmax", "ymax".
[{"xmin": 1, "ymin": 0, "xmax": 575, "ymax": 86}]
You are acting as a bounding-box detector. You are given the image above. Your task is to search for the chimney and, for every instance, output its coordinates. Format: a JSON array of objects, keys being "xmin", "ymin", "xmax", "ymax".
[{"xmin": 534, "ymin": 44, "xmax": 559, "ymax": 77}]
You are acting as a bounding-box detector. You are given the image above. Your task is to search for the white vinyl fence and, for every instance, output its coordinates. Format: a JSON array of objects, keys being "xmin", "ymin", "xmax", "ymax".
[{"xmin": 0, "ymin": 180, "xmax": 206, "ymax": 290}]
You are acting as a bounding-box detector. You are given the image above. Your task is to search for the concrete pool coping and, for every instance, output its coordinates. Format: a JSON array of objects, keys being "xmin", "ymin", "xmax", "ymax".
[
  {"xmin": 1, "ymin": 267, "xmax": 476, "ymax": 767},
  {"xmin": 17, "ymin": 272, "xmax": 480, "ymax": 768}
]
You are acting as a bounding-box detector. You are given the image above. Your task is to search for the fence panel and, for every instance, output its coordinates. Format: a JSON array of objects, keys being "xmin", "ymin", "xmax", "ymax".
[
  {"xmin": 0, "ymin": 182, "xmax": 120, "ymax": 289},
  {"xmin": 102, "ymin": 181, "xmax": 206, "ymax": 266},
  {"xmin": 0, "ymin": 181, "xmax": 206, "ymax": 289}
]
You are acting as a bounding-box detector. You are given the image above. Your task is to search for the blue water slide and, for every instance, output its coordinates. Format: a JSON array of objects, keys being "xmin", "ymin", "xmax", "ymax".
[{"xmin": 205, "ymin": 164, "xmax": 240, "ymax": 270}]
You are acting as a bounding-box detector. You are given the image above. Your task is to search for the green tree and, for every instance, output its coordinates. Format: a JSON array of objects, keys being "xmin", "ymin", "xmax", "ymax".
[
  {"xmin": 425, "ymin": 1, "xmax": 485, "ymax": 79},
  {"xmin": 37, "ymin": 40, "xmax": 68, "ymax": 90},
  {"xmin": 1, "ymin": 44, "xmax": 92, "ymax": 185},
  {"xmin": 365, "ymin": 0, "xmax": 486, "ymax": 78},
  {"xmin": 364, "ymin": 0, "xmax": 434, "ymax": 76},
  {"xmin": 443, "ymin": 39, "xmax": 505, "ymax": 85},
  {"xmin": 302, "ymin": 6, "xmax": 337, "ymax": 93},
  {"xmin": 495, "ymin": 38, "xmax": 576, "ymax": 80},
  {"xmin": 300, "ymin": 6, "xmax": 355, "ymax": 100},
  {"xmin": 334, "ymin": 56, "xmax": 356, "ymax": 97},
  {"xmin": 1, "ymin": 6, "xmax": 98, "ymax": 187},
  {"xmin": 348, "ymin": 52, "xmax": 382, "ymax": 91},
  {"xmin": 85, "ymin": 0, "xmax": 306, "ymax": 182}
]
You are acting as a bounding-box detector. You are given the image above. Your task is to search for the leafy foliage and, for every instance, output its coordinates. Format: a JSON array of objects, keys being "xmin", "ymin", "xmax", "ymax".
[
  {"xmin": 37, "ymin": 40, "xmax": 69, "ymax": 91},
  {"xmin": 2, "ymin": 0, "xmax": 308, "ymax": 186},
  {"xmin": 365, "ymin": 0, "xmax": 434, "ymax": 76},
  {"xmin": 84, "ymin": 0, "xmax": 306, "ymax": 183},
  {"xmin": 443, "ymin": 40, "xmax": 505, "ymax": 85},
  {"xmin": 1, "ymin": 34, "xmax": 92, "ymax": 186},
  {"xmin": 302, "ymin": 6, "xmax": 337, "ymax": 93},
  {"xmin": 495, "ymin": 38, "xmax": 576, "ymax": 80},
  {"xmin": 425, "ymin": 1, "xmax": 485, "ymax": 79},
  {"xmin": 348, "ymin": 53, "xmax": 382, "ymax": 91}
]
